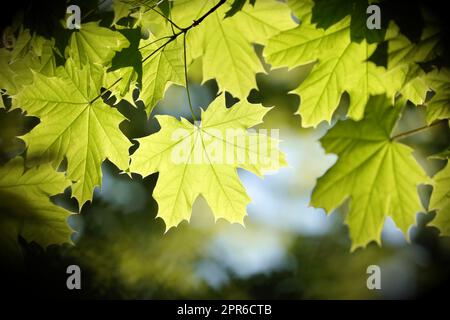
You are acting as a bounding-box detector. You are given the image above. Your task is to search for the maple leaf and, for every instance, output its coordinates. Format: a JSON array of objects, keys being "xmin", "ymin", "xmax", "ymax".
[
  {"xmin": 105, "ymin": 66, "xmax": 139, "ymax": 106},
  {"xmin": 130, "ymin": 6, "xmax": 168, "ymax": 36},
  {"xmin": 0, "ymin": 157, "xmax": 72, "ymax": 257},
  {"xmin": 287, "ymin": 0, "xmax": 314, "ymax": 23},
  {"xmin": 0, "ymin": 30, "xmax": 55, "ymax": 96},
  {"xmin": 169, "ymin": 0, "xmax": 296, "ymax": 100},
  {"xmin": 384, "ymin": 23, "xmax": 441, "ymax": 106},
  {"xmin": 129, "ymin": 0, "xmax": 294, "ymax": 114},
  {"xmin": 139, "ymin": 37, "xmax": 185, "ymax": 115},
  {"xmin": 225, "ymin": 0, "xmax": 256, "ymax": 18},
  {"xmin": 111, "ymin": 0, "xmax": 141, "ymax": 26},
  {"xmin": 309, "ymin": 0, "xmax": 386, "ymax": 43},
  {"xmin": 265, "ymin": 5, "xmax": 386, "ymax": 127},
  {"xmin": 130, "ymin": 94, "xmax": 286, "ymax": 230},
  {"xmin": 311, "ymin": 95, "xmax": 430, "ymax": 250},
  {"xmin": 429, "ymin": 162, "xmax": 450, "ymax": 236},
  {"xmin": 13, "ymin": 59, "xmax": 132, "ymax": 207},
  {"xmin": 66, "ymin": 22, "xmax": 130, "ymax": 68},
  {"xmin": 424, "ymin": 68, "xmax": 450, "ymax": 124}
]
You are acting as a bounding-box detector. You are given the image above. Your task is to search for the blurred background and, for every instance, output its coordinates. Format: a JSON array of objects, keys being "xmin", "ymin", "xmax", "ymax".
[{"xmin": 0, "ymin": 0, "xmax": 449, "ymax": 299}]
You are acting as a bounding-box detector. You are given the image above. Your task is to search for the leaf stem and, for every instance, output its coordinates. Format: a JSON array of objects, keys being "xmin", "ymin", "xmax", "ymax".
[
  {"xmin": 91, "ymin": 0, "xmax": 226, "ymax": 108},
  {"xmin": 183, "ymin": 33, "xmax": 197, "ymax": 122},
  {"xmin": 141, "ymin": 0, "xmax": 226, "ymax": 61},
  {"xmin": 135, "ymin": 0, "xmax": 183, "ymax": 31},
  {"xmin": 181, "ymin": 0, "xmax": 227, "ymax": 32},
  {"xmin": 141, "ymin": 36, "xmax": 173, "ymax": 63},
  {"xmin": 139, "ymin": 0, "xmax": 226, "ymax": 114},
  {"xmin": 148, "ymin": 7, "xmax": 183, "ymax": 31},
  {"xmin": 390, "ymin": 119, "xmax": 448, "ymax": 141},
  {"xmin": 138, "ymin": 35, "xmax": 173, "ymax": 50},
  {"xmin": 90, "ymin": 77, "xmax": 123, "ymax": 104}
]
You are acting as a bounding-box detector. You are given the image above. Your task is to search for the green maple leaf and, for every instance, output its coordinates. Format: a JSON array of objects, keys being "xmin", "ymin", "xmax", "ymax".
[
  {"xmin": 385, "ymin": 23, "xmax": 441, "ymax": 106},
  {"xmin": 112, "ymin": 0, "xmax": 130, "ymax": 26},
  {"xmin": 131, "ymin": 6, "xmax": 168, "ymax": 36},
  {"xmin": 139, "ymin": 37, "xmax": 185, "ymax": 115},
  {"xmin": 387, "ymin": 25, "xmax": 440, "ymax": 69},
  {"xmin": 111, "ymin": 0, "xmax": 140, "ymax": 26},
  {"xmin": 135, "ymin": 0, "xmax": 294, "ymax": 114},
  {"xmin": 130, "ymin": 94, "xmax": 287, "ymax": 230},
  {"xmin": 224, "ymin": 0, "xmax": 256, "ymax": 18},
  {"xmin": 13, "ymin": 59, "xmax": 132, "ymax": 207},
  {"xmin": 170, "ymin": 0, "xmax": 296, "ymax": 100},
  {"xmin": 0, "ymin": 30, "xmax": 55, "ymax": 96},
  {"xmin": 287, "ymin": 0, "xmax": 314, "ymax": 23},
  {"xmin": 295, "ymin": 37, "xmax": 387, "ymax": 126},
  {"xmin": 311, "ymin": 95, "xmax": 429, "ymax": 250},
  {"xmin": 424, "ymin": 68, "xmax": 450, "ymax": 124},
  {"xmin": 429, "ymin": 163, "xmax": 450, "ymax": 236},
  {"xmin": 265, "ymin": 12, "xmax": 386, "ymax": 127},
  {"xmin": 310, "ymin": 0, "xmax": 385, "ymax": 43},
  {"xmin": 105, "ymin": 66, "xmax": 139, "ymax": 106},
  {"xmin": 0, "ymin": 157, "xmax": 72, "ymax": 257},
  {"xmin": 66, "ymin": 22, "xmax": 130, "ymax": 67}
]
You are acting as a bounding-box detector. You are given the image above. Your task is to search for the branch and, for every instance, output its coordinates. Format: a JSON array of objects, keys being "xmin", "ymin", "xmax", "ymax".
[
  {"xmin": 181, "ymin": 0, "xmax": 227, "ymax": 31},
  {"xmin": 135, "ymin": 0, "xmax": 183, "ymax": 31},
  {"xmin": 140, "ymin": 0, "xmax": 226, "ymax": 64},
  {"xmin": 92, "ymin": 0, "xmax": 227, "ymax": 105},
  {"xmin": 390, "ymin": 119, "xmax": 448, "ymax": 141},
  {"xmin": 90, "ymin": 77, "xmax": 123, "ymax": 104},
  {"xmin": 138, "ymin": 35, "xmax": 173, "ymax": 50}
]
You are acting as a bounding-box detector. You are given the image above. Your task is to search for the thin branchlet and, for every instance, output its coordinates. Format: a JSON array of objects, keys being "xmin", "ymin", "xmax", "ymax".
[
  {"xmin": 89, "ymin": 0, "xmax": 227, "ymax": 105},
  {"xmin": 390, "ymin": 119, "xmax": 448, "ymax": 141}
]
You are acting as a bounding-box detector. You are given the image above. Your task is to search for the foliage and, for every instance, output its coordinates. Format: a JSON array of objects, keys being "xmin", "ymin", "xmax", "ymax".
[
  {"xmin": 130, "ymin": 94, "xmax": 286, "ymax": 230},
  {"xmin": 0, "ymin": 0, "xmax": 449, "ymax": 253},
  {"xmin": 0, "ymin": 157, "xmax": 72, "ymax": 258}
]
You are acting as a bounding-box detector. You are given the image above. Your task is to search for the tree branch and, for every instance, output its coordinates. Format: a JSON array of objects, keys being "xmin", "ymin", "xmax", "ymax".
[
  {"xmin": 140, "ymin": 0, "xmax": 226, "ymax": 64},
  {"xmin": 181, "ymin": 0, "xmax": 227, "ymax": 31},
  {"xmin": 93, "ymin": 0, "xmax": 227, "ymax": 105},
  {"xmin": 390, "ymin": 119, "xmax": 448, "ymax": 141}
]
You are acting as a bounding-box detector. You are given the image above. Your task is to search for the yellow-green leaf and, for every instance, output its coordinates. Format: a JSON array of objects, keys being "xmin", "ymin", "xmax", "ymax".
[
  {"xmin": 425, "ymin": 68, "xmax": 450, "ymax": 124},
  {"xmin": 171, "ymin": 0, "xmax": 296, "ymax": 100},
  {"xmin": 266, "ymin": 15, "xmax": 386, "ymax": 127},
  {"xmin": 0, "ymin": 157, "xmax": 72, "ymax": 257},
  {"xmin": 139, "ymin": 37, "xmax": 185, "ymax": 115},
  {"xmin": 66, "ymin": 22, "xmax": 130, "ymax": 67},
  {"xmin": 0, "ymin": 31, "xmax": 55, "ymax": 96},
  {"xmin": 429, "ymin": 163, "xmax": 450, "ymax": 235},
  {"xmin": 311, "ymin": 95, "xmax": 429, "ymax": 250},
  {"xmin": 14, "ymin": 59, "xmax": 132, "ymax": 207},
  {"xmin": 130, "ymin": 94, "xmax": 287, "ymax": 230},
  {"xmin": 385, "ymin": 24, "xmax": 440, "ymax": 105}
]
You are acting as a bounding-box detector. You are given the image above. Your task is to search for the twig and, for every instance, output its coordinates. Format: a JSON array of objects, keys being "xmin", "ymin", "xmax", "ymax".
[
  {"xmin": 149, "ymin": 7, "xmax": 183, "ymax": 31},
  {"xmin": 390, "ymin": 119, "xmax": 448, "ymax": 141},
  {"xmin": 89, "ymin": 0, "xmax": 227, "ymax": 106},
  {"xmin": 141, "ymin": 0, "xmax": 226, "ymax": 61},
  {"xmin": 90, "ymin": 77, "xmax": 123, "ymax": 104},
  {"xmin": 183, "ymin": 33, "xmax": 197, "ymax": 121},
  {"xmin": 138, "ymin": 35, "xmax": 173, "ymax": 50}
]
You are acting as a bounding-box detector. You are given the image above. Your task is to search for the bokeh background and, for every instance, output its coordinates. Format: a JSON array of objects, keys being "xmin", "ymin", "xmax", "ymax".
[{"xmin": 0, "ymin": 0, "xmax": 449, "ymax": 299}]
